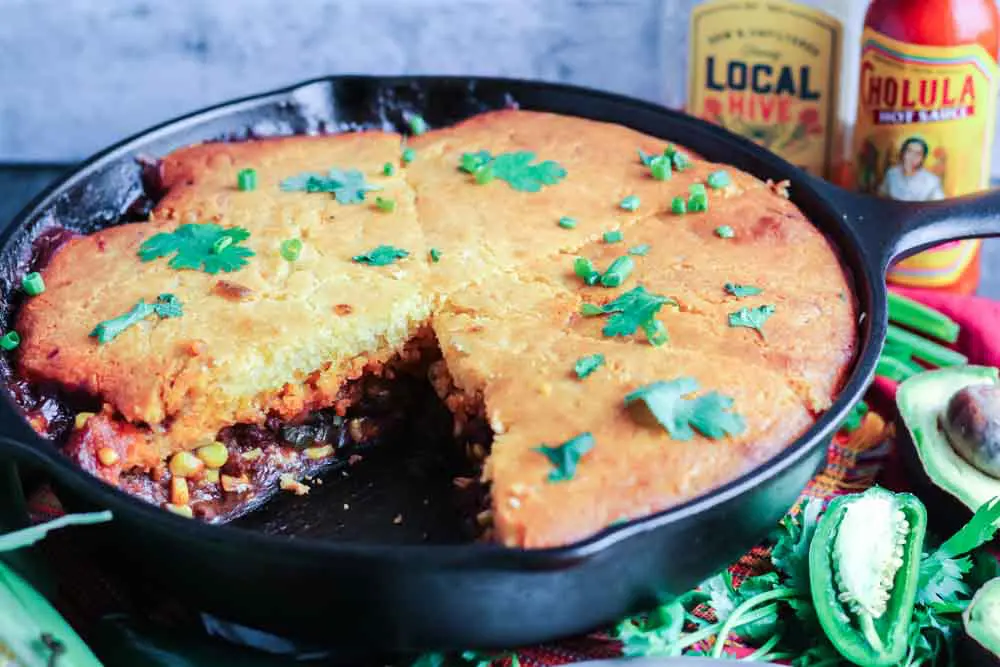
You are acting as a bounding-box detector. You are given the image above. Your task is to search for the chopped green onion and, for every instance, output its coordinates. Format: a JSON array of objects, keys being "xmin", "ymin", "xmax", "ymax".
[
  {"xmin": 688, "ymin": 192, "xmax": 709, "ymax": 212},
  {"xmin": 619, "ymin": 195, "xmax": 640, "ymax": 212},
  {"xmin": 642, "ymin": 318, "xmax": 668, "ymax": 346},
  {"xmin": 603, "ymin": 230, "xmax": 624, "ymax": 243},
  {"xmin": 429, "ymin": 248, "xmax": 442, "ymax": 263},
  {"xmin": 671, "ymin": 196, "xmax": 687, "ymax": 215},
  {"xmin": 574, "ymin": 257, "xmax": 601, "ymax": 285},
  {"xmin": 715, "ymin": 225, "xmax": 735, "ymax": 239},
  {"xmin": 574, "ymin": 353, "xmax": 605, "ymax": 379},
  {"xmin": 376, "ymin": 196, "xmax": 396, "ymax": 213},
  {"xmin": 0, "ymin": 331, "xmax": 20, "ymax": 351},
  {"xmin": 886, "ymin": 323, "xmax": 967, "ymax": 368},
  {"xmin": 408, "ymin": 114, "xmax": 428, "ymax": 135},
  {"xmin": 650, "ymin": 157, "xmax": 671, "ymax": 181},
  {"xmin": 841, "ymin": 400, "xmax": 869, "ymax": 432},
  {"xmin": 558, "ymin": 216, "xmax": 577, "ymax": 229},
  {"xmin": 599, "ymin": 256, "xmax": 635, "ymax": 288},
  {"xmin": 280, "ymin": 239, "xmax": 302, "ymax": 262},
  {"xmin": 383, "ymin": 162, "xmax": 396, "ymax": 176},
  {"xmin": 236, "ymin": 168, "xmax": 257, "ymax": 192},
  {"xmin": 875, "ymin": 354, "xmax": 920, "ymax": 382},
  {"xmin": 671, "ymin": 150, "xmax": 692, "ymax": 171},
  {"xmin": 638, "ymin": 149, "xmax": 655, "ymax": 166},
  {"xmin": 22, "ymin": 272, "xmax": 45, "ymax": 296},
  {"xmin": 211, "ymin": 236, "xmax": 233, "ymax": 254},
  {"xmin": 706, "ymin": 170, "xmax": 731, "ymax": 189},
  {"xmin": 689, "ymin": 183, "xmax": 707, "ymax": 196},
  {"xmin": 887, "ymin": 291, "xmax": 959, "ymax": 344},
  {"xmin": 474, "ymin": 165, "xmax": 495, "ymax": 184},
  {"xmin": 401, "ymin": 148, "xmax": 416, "ymax": 164},
  {"xmin": 629, "ymin": 244, "xmax": 650, "ymax": 256}
]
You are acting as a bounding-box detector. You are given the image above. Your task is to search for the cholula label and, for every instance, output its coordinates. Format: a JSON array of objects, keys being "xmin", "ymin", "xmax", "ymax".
[
  {"xmin": 688, "ymin": 0, "xmax": 843, "ymax": 178},
  {"xmin": 852, "ymin": 27, "xmax": 999, "ymax": 287}
]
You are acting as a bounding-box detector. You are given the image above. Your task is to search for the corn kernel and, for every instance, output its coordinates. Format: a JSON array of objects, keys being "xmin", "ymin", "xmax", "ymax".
[
  {"xmin": 304, "ymin": 444, "xmax": 334, "ymax": 460},
  {"xmin": 195, "ymin": 442, "xmax": 229, "ymax": 469},
  {"xmin": 202, "ymin": 469, "xmax": 220, "ymax": 485},
  {"xmin": 221, "ymin": 474, "xmax": 250, "ymax": 494},
  {"xmin": 168, "ymin": 451, "xmax": 204, "ymax": 478},
  {"xmin": 165, "ymin": 503, "xmax": 193, "ymax": 518},
  {"xmin": 279, "ymin": 473, "xmax": 310, "ymax": 496},
  {"xmin": 170, "ymin": 476, "xmax": 190, "ymax": 506},
  {"xmin": 96, "ymin": 447, "xmax": 119, "ymax": 467},
  {"xmin": 74, "ymin": 412, "xmax": 95, "ymax": 430}
]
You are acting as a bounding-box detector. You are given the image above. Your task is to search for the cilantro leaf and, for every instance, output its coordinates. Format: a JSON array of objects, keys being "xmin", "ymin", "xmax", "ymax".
[
  {"xmin": 582, "ymin": 285, "xmax": 675, "ymax": 346},
  {"xmin": 139, "ymin": 223, "xmax": 255, "ymax": 274},
  {"xmin": 728, "ymin": 304, "xmax": 776, "ymax": 337},
  {"xmin": 280, "ymin": 168, "xmax": 380, "ymax": 204},
  {"xmin": 724, "ymin": 283, "xmax": 763, "ymax": 297},
  {"xmin": 615, "ymin": 599, "xmax": 686, "ymax": 657},
  {"xmin": 624, "ymin": 377, "xmax": 746, "ymax": 441},
  {"xmin": 917, "ymin": 497, "xmax": 1000, "ymax": 607},
  {"xmin": 90, "ymin": 294, "xmax": 184, "ymax": 344},
  {"xmin": 534, "ymin": 432, "xmax": 594, "ymax": 482},
  {"xmin": 457, "ymin": 150, "xmax": 566, "ymax": 192},
  {"xmin": 770, "ymin": 499, "xmax": 823, "ymax": 593},
  {"xmin": 352, "ymin": 245, "xmax": 409, "ymax": 266}
]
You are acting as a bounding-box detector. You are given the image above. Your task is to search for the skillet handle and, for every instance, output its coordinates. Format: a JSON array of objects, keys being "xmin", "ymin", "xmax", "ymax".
[{"xmin": 828, "ymin": 182, "xmax": 1000, "ymax": 270}]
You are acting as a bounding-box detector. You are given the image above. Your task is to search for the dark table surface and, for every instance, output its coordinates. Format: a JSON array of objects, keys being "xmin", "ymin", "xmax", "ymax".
[{"xmin": 1, "ymin": 164, "xmax": 999, "ymax": 297}]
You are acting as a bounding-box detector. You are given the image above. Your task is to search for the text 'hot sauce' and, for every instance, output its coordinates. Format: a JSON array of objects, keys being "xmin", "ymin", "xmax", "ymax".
[{"xmin": 851, "ymin": 0, "xmax": 1000, "ymax": 293}]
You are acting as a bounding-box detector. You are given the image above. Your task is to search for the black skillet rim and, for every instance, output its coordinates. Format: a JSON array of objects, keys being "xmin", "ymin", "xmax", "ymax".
[{"xmin": 0, "ymin": 75, "xmax": 881, "ymax": 568}]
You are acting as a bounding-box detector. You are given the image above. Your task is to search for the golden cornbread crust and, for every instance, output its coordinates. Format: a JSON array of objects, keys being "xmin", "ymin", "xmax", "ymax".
[{"xmin": 15, "ymin": 110, "xmax": 857, "ymax": 547}]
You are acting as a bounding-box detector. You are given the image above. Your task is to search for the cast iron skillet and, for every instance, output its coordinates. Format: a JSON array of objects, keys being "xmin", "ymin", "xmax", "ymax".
[{"xmin": 1, "ymin": 76, "xmax": 999, "ymax": 654}]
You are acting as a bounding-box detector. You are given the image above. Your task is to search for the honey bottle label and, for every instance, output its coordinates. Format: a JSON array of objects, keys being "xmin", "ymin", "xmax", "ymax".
[
  {"xmin": 688, "ymin": 0, "xmax": 843, "ymax": 178},
  {"xmin": 853, "ymin": 27, "xmax": 999, "ymax": 287}
]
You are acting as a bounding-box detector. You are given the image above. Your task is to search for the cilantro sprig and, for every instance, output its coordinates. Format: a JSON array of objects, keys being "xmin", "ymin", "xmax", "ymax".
[
  {"xmin": 724, "ymin": 283, "xmax": 763, "ymax": 297},
  {"xmin": 139, "ymin": 223, "xmax": 255, "ymax": 274},
  {"xmin": 624, "ymin": 377, "xmax": 746, "ymax": 441},
  {"xmin": 280, "ymin": 168, "xmax": 380, "ymax": 204},
  {"xmin": 534, "ymin": 432, "xmax": 595, "ymax": 482},
  {"xmin": 90, "ymin": 294, "xmax": 183, "ymax": 344},
  {"xmin": 581, "ymin": 285, "xmax": 674, "ymax": 346},
  {"xmin": 458, "ymin": 150, "xmax": 566, "ymax": 192},
  {"xmin": 728, "ymin": 305, "xmax": 775, "ymax": 337}
]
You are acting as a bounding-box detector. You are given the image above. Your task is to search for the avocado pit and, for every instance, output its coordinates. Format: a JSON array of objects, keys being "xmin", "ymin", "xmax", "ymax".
[{"xmin": 943, "ymin": 384, "xmax": 1000, "ymax": 479}]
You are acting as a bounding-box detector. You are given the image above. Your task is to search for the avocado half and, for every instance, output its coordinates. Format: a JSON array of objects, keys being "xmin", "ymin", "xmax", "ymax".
[
  {"xmin": 963, "ymin": 577, "xmax": 1000, "ymax": 666},
  {"xmin": 896, "ymin": 365, "xmax": 1000, "ymax": 525}
]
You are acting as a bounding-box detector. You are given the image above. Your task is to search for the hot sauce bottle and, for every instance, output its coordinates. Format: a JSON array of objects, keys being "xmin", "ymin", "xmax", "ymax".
[{"xmin": 850, "ymin": 0, "xmax": 1000, "ymax": 294}]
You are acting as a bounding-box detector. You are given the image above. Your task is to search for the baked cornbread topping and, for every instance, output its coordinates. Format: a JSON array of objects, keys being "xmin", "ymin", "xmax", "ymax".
[{"xmin": 7, "ymin": 110, "xmax": 857, "ymax": 547}]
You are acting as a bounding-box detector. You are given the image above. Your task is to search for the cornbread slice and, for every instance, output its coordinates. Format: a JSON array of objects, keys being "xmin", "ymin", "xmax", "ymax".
[
  {"xmin": 17, "ymin": 133, "xmax": 431, "ymax": 467},
  {"xmin": 13, "ymin": 110, "xmax": 858, "ymax": 547}
]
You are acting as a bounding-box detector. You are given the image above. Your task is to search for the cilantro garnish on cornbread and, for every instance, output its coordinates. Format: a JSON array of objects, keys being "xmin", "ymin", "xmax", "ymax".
[
  {"xmin": 625, "ymin": 378, "xmax": 746, "ymax": 440},
  {"xmin": 619, "ymin": 195, "xmax": 640, "ymax": 211},
  {"xmin": 534, "ymin": 432, "xmax": 595, "ymax": 482},
  {"xmin": 280, "ymin": 239, "xmax": 302, "ymax": 262},
  {"xmin": 603, "ymin": 230, "xmax": 623, "ymax": 244},
  {"xmin": 728, "ymin": 304, "xmax": 776, "ymax": 337},
  {"xmin": 458, "ymin": 150, "xmax": 567, "ymax": 192},
  {"xmin": 725, "ymin": 283, "xmax": 763, "ymax": 297},
  {"xmin": 352, "ymin": 245, "xmax": 410, "ymax": 266},
  {"xmin": 90, "ymin": 294, "xmax": 183, "ymax": 344},
  {"xmin": 580, "ymin": 285, "xmax": 673, "ymax": 346},
  {"xmin": 715, "ymin": 225, "xmax": 735, "ymax": 238},
  {"xmin": 280, "ymin": 168, "xmax": 380, "ymax": 204},
  {"xmin": 573, "ymin": 354, "xmax": 605, "ymax": 379},
  {"xmin": 138, "ymin": 223, "xmax": 255, "ymax": 274}
]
